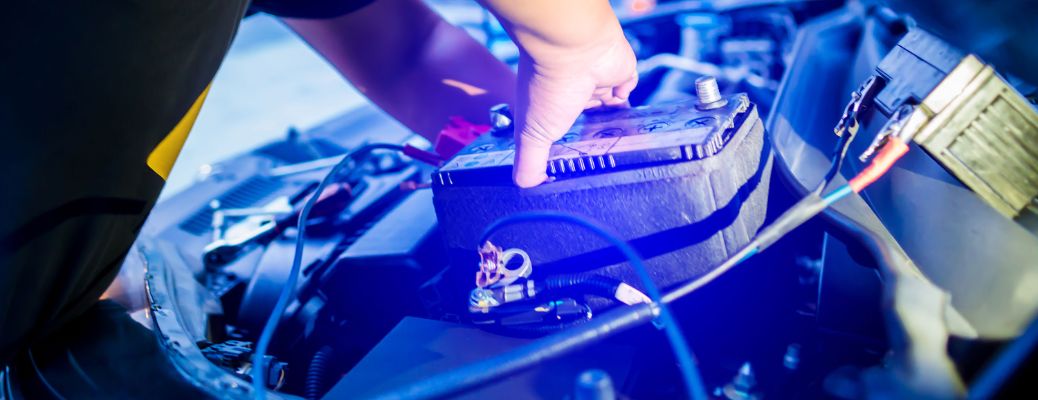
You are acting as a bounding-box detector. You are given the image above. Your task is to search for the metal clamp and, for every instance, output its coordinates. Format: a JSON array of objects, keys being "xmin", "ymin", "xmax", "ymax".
[
  {"xmin": 834, "ymin": 75, "xmax": 883, "ymax": 137},
  {"xmin": 204, "ymin": 197, "xmax": 293, "ymax": 266},
  {"xmin": 475, "ymin": 241, "xmax": 532, "ymax": 288},
  {"xmin": 859, "ymin": 104, "xmax": 917, "ymax": 162}
]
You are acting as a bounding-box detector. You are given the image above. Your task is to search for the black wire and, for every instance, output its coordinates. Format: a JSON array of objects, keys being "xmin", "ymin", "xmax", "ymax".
[
  {"xmin": 479, "ymin": 211, "xmax": 708, "ymax": 400},
  {"xmin": 369, "ymin": 116, "xmax": 871, "ymax": 400},
  {"xmin": 3, "ymin": 366, "xmax": 14, "ymax": 400},
  {"xmin": 28, "ymin": 349, "xmax": 66, "ymax": 400},
  {"xmin": 473, "ymin": 148, "xmax": 860, "ymax": 390},
  {"xmin": 64, "ymin": 349, "xmax": 99, "ymax": 392},
  {"xmin": 540, "ymin": 274, "xmax": 622, "ymax": 299},
  {"xmin": 374, "ymin": 163, "xmax": 889, "ymax": 399},
  {"xmin": 373, "ymin": 303, "xmax": 657, "ymax": 399},
  {"xmin": 251, "ymin": 143, "xmax": 405, "ymax": 400},
  {"xmin": 483, "ymin": 318, "xmax": 590, "ymax": 338},
  {"xmin": 813, "ymin": 124, "xmax": 855, "ymax": 195},
  {"xmin": 484, "ymin": 275, "xmax": 621, "ymax": 334},
  {"xmin": 665, "ymin": 120, "xmax": 861, "ymax": 302}
]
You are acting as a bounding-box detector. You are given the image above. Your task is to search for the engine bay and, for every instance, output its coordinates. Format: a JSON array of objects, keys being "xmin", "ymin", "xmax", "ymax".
[{"xmin": 125, "ymin": 2, "xmax": 1038, "ymax": 399}]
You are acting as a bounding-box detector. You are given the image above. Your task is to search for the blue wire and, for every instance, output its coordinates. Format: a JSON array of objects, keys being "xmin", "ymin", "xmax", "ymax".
[
  {"xmin": 970, "ymin": 312, "xmax": 1038, "ymax": 399},
  {"xmin": 480, "ymin": 211, "xmax": 709, "ymax": 400},
  {"xmin": 252, "ymin": 144, "xmax": 403, "ymax": 400},
  {"xmin": 822, "ymin": 185, "xmax": 853, "ymax": 206},
  {"xmin": 738, "ymin": 246, "xmax": 759, "ymax": 263},
  {"xmin": 65, "ymin": 349, "xmax": 100, "ymax": 392}
]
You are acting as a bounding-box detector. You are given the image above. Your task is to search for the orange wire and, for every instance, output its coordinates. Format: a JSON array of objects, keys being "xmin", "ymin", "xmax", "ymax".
[{"xmin": 849, "ymin": 139, "xmax": 910, "ymax": 193}]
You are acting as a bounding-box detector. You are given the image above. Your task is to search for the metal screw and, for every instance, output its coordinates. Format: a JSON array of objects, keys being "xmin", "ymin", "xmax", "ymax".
[{"xmin": 695, "ymin": 76, "xmax": 728, "ymax": 110}]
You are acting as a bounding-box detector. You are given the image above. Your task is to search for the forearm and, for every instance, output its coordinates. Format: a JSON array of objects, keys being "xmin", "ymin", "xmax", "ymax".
[
  {"xmin": 380, "ymin": 17, "xmax": 516, "ymax": 138},
  {"xmin": 478, "ymin": 0, "xmax": 622, "ymax": 68},
  {"xmin": 283, "ymin": 0, "xmax": 515, "ymax": 140}
]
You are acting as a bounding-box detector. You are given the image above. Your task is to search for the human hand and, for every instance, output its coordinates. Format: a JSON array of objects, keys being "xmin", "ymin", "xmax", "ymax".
[{"xmin": 511, "ymin": 27, "xmax": 638, "ymax": 188}]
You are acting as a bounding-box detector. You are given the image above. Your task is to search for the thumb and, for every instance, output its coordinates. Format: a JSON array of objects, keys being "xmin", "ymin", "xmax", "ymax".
[{"xmin": 513, "ymin": 72, "xmax": 595, "ymax": 188}]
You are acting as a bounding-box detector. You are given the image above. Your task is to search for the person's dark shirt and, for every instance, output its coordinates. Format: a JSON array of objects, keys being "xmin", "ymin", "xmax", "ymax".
[{"xmin": 0, "ymin": 0, "xmax": 372, "ymax": 368}]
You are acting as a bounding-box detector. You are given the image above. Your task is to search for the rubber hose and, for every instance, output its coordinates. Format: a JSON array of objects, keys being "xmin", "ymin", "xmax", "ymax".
[
  {"xmin": 305, "ymin": 346, "xmax": 335, "ymax": 400},
  {"xmin": 485, "ymin": 319, "xmax": 589, "ymax": 338},
  {"xmin": 540, "ymin": 274, "xmax": 621, "ymax": 300}
]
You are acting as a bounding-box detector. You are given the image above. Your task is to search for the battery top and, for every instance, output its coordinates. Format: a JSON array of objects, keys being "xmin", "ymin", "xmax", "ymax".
[{"xmin": 436, "ymin": 94, "xmax": 751, "ymax": 187}]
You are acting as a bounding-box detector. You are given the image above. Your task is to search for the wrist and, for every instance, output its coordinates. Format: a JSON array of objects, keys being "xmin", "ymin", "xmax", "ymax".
[{"xmin": 518, "ymin": 20, "xmax": 628, "ymax": 77}]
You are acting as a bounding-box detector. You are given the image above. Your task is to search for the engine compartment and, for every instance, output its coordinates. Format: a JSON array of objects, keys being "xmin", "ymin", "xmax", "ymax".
[{"xmin": 126, "ymin": 2, "xmax": 1038, "ymax": 399}]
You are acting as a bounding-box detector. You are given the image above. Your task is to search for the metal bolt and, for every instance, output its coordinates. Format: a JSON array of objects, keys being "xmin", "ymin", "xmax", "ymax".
[
  {"xmin": 722, "ymin": 362, "xmax": 758, "ymax": 400},
  {"xmin": 575, "ymin": 369, "xmax": 616, "ymax": 400},
  {"xmin": 736, "ymin": 95, "xmax": 750, "ymax": 113},
  {"xmin": 695, "ymin": 76, "xmax": 728, "ymax": 110},
  {"xmin": 197, "ymin": 163, "xmax": 214, "ymax": 181},
  {"xmin": 784, "ymin": 344, "xmax": 801, "ymax": 370},
  {"xmin": 489, "ymin": 103, "xmax": 513, "ymax": 136}
]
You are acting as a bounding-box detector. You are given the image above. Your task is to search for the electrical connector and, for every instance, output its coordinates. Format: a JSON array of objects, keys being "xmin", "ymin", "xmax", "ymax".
[
  {"xmin": 433, "ymin": 116, "xmax": 490, "ymax": 159},
  {"xmin": 850, "ymin": 138, "xmax": 911, "ymax": 193},
  {"xmin": 908, "ymin": 55, "xmax": 1038, "ymax": 218}
]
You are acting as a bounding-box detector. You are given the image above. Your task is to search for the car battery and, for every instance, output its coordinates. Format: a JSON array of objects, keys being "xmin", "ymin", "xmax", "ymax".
[{"xmin": 431, "ymin": 93, "xmax": 772, "ymax": 305}]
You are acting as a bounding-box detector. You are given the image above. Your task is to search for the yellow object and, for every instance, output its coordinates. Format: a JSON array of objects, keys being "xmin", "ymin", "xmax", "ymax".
[
  {"xmin": 147, "ymin": 84, "xmax": 211, "ymax": 180},
  {"xmin": 906, "ymin": 56, "xmax": 1038, "ymax": 218}
]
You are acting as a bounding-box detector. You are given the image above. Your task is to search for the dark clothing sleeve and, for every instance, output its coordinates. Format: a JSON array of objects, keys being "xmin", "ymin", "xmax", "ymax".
[
  {"xmin": 9, "ymin": 301, "xmax": 211, "ymax": 399},
  {"xmin": 249, "ymin": 0, "xmax": 377, "ymax": 19},
  {"xmin": 0, "ymin": 0, "xmax": 249, "ymax": 366}
]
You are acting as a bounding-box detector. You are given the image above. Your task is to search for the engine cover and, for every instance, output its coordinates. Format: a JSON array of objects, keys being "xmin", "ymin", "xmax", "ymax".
[{"xmin": 431, "ymin": 94, "xmax": 772, "ymax": 304}]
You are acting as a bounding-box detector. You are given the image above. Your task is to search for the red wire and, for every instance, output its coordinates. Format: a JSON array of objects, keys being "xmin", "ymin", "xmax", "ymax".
[
  {"xmin": 849, "ymin": 139, "xmax": 910, "ymax": 193},
  {"xmin": 403, "ymin": 143, "xmax": 445, "ymax": 167}
]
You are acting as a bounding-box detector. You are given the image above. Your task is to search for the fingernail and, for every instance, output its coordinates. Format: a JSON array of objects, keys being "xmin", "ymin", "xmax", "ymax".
[{"xmin": 514, "ymin": 172, "xmax": 548, "ymax": 188}]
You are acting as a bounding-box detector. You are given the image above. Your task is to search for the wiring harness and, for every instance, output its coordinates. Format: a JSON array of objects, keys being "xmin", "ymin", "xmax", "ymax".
[{"xmin": 251, "ymin": 143, "xmax": 405, "ymax": 400}]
